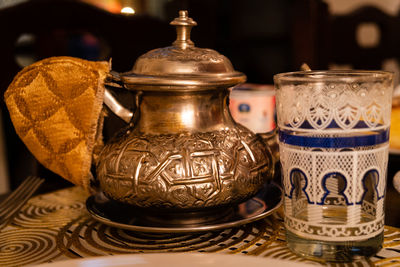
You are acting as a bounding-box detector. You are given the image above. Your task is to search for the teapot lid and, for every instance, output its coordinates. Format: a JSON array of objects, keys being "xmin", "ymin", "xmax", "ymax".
[{"xmin": 120, "ymin": 10, "xmax": 246, "ymax": 90}]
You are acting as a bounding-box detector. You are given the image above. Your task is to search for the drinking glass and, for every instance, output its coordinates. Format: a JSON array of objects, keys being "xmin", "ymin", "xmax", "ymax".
[{"xmin": 274, "ymin": 70, "xmax": 393, "ymax": 261}]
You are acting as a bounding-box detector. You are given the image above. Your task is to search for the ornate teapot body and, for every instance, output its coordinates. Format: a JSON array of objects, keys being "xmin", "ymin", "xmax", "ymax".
[{"xmin": 96, "ymin": 11, "xmax": 274, "ymax": 216}]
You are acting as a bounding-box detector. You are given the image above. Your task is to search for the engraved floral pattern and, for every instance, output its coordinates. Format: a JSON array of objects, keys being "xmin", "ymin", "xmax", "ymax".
[
  {"xmin": 97, "ymin": 126, "xmax": 272, "ymax": 209},
  {"xmin": 138, "ymin": 46, "xmax": 225, "ymax": 62}
]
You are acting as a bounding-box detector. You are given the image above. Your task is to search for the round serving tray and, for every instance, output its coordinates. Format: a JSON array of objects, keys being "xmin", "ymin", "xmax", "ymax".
[{"xmin": 86, "ymin": 182, "xmax": 282, "ymax": 233}]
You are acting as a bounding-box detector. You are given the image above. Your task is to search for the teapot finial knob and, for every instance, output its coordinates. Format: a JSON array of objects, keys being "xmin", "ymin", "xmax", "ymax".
[{"xmin": 170, "ymin": 10, "xmax": 197, "ymax": 49}]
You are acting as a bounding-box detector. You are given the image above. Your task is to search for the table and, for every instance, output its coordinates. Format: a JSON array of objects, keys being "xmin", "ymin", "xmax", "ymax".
[{"xmin": 2, "ymin": 187, "xmax": 400, "ymax": 266}]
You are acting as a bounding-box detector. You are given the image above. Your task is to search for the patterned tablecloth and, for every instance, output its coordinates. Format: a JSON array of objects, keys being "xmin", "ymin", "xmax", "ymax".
[{"xmin": 1, "ymin": 186, "xmax": 400, "ymax": 267}]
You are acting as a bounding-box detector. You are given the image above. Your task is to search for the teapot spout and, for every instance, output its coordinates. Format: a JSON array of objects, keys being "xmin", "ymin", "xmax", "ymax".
[{"xmin": 104, "ymin": 88, "xmax": 133, "ymax": 124}]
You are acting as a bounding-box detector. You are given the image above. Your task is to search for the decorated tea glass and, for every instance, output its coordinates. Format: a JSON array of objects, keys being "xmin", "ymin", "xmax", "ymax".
[{"xmin": 274, "ymin": 70, "xmax": 393, "ymax": 261}]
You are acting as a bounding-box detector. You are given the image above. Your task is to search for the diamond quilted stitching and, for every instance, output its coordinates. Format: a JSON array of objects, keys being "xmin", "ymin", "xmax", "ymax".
[
  {"xmin": 36, "ymin": 108, "xmax": 83, "ymax": 153},
  {"xmin": 4, "ymin": 96, "xmax": 32, "ymax": 137},
  {"xmin": 4, "ymin": 56, "xmax": 109, "ymax": 190},
  {"xmin": 45, "ymin": 61, "xmax": 97, "ymax": 100},
  {"xmin": 63, "ymin": 88, "xmax": 98, "ymax": 133},
  {"xmin": 12, "ymin": 71, "xmax": 62, "ymax": 122},
  {"xmin": 21, "ymin": 128, "xmax": 53, "ymax": 164},
  {"xmin": 63, "ymin": 146, "xmax": 87, "ymax": 183}
]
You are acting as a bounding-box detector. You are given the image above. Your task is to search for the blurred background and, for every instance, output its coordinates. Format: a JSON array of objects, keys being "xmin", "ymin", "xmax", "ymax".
[{"xmin": 1, "ymin": 0, "xmax": 400, "ymax": 195}]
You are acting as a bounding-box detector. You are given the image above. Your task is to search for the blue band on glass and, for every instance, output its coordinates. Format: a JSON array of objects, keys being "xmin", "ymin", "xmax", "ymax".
[{"xmin": 279, "ymin": 129, "xmax": 390, "ymax": 148}]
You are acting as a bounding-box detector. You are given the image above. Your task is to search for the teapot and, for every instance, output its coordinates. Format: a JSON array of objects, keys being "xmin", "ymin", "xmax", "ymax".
[{"xmin": 97, "ymin": 11, "xmax": 276, "ymax": 223}]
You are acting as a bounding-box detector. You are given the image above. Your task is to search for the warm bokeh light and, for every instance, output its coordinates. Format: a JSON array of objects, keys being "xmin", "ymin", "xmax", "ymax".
[
  {"xmin": 121, "ymin": 6, "xmax": 135, "ymax": 14},
  {"xmin": 81, "ymin": 0, "xmax": 122, "ymax": 14}
]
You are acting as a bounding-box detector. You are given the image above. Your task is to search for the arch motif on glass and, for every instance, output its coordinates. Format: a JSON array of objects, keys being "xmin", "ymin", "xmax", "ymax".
[
  {"xmin": 359, "ymin": 169, "xmax": 379, "ymax": 220},
  {"xmin": 289, "ymin": 168, "xmax": 311, "ymax": 219},
  {"xmin": 318, "ymin": 172, "xmax": 350, "ymax": 206}
]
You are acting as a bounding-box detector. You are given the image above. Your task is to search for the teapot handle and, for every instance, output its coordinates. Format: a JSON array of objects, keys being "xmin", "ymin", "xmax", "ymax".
[
  {"xmin": 256, "ymin": 128, "xmax": 280, "ymax": 177},
  {"xmin": 103, "ymin": 71, "xmax": 135, "ymax": 124}
]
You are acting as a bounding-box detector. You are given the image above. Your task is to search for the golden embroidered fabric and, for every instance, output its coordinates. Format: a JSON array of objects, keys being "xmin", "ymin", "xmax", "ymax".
[{"xmin": 4, "ymin": 57, "xmax": 109, "ymax": 191}]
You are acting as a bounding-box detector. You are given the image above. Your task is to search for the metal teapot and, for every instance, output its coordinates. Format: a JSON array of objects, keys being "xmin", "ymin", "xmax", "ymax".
[{"xmin": 97, "ymin": 11, "xmax": 276, "ymax": 223}]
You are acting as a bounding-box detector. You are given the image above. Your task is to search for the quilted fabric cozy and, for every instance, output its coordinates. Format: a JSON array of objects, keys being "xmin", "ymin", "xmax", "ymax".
[{"xmin": 4, "ymin": 56, "xmax": 109, "ymax": 191}]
